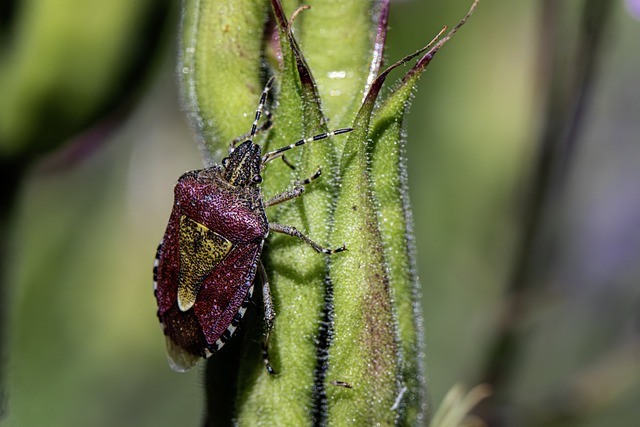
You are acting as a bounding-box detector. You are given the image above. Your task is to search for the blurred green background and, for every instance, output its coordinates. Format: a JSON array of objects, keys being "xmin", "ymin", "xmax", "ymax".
[{"xmin": 2, "ymin": 0, "xmax": 640, "ymax": 426}]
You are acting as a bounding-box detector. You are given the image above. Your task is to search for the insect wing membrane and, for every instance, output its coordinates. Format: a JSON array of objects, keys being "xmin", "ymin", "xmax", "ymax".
[{"xmin": 165, "ymin": 335, "xmax": 201, "ymax": 372}]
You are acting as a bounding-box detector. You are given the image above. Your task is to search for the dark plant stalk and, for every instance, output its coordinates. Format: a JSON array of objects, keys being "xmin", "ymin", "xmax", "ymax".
[
  {"xmin": 0, "ymin": 159, "xmax": 26, "ymax": 421},
  {"xmin": 477, "ymin": 0, "xmax": 615, "ymax": 423}
]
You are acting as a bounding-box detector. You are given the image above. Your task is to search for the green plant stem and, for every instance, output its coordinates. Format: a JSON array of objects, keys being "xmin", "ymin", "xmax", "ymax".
[{"xmin": 178, "ymin": 0, "xmax": 478, "ymax": 425}]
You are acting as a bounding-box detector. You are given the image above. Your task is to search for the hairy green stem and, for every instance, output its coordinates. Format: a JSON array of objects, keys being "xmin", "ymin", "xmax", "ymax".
[{"xmin": 178, "ymin": 0, "xmax": 478, "ymax": 425}]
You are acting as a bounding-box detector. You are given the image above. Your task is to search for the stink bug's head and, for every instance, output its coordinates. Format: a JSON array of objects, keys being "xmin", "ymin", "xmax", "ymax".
[{"xmin": 222, "ymin": 141, "xmax": 263, "ymax": 187}]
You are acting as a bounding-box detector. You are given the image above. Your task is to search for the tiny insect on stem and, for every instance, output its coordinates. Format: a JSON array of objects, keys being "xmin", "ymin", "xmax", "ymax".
[{"xmin": 330, "ymin": 380, "xmax": 353, "ymax": 389}]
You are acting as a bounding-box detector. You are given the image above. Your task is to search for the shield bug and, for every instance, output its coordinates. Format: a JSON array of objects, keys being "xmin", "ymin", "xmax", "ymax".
[{"xmin": 153, "ymin": 77, "xmax": 352, "ymax": 372}]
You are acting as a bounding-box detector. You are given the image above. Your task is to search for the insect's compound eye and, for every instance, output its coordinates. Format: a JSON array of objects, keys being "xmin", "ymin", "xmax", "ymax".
[
  {"xmin": 252, "ymin": 175, "xmax": 263, "ymax": 184},
  {"xmin": 222, "ymin": 157, "xmax": 229, "ymax": 167}
]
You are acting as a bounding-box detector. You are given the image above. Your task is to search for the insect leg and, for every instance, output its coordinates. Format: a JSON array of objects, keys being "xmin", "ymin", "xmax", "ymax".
[
  {"xmin": 258, "ymin": 261, "xmax": 276, "ymax": 375},
  {"xmin": 280, "ymin": 154, "xmax": 296, "ymax": 170},
  {"xmin": 269, "ymin": 223, "xmax": 346, "ymax": 254},
  {"xmin": 261, "ymin": 127, "xmax": 353, "ymax": 164},
  {"xmin": 263, "ymin": 168, "xmax": 322, "ymax": 208}
]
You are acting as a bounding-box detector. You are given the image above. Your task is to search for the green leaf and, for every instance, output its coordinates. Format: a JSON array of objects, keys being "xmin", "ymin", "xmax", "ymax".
[
  {"xmin": 362, "ymin": 6, "xmax": 481, "ymax": 420},
  {"xmin": 430, "ymin": 384, "xmax": 491, "ymax": 427},
  {"xmin": 325, "ymin": 41, "xmax": 439, "ymax": 426},
  {"xmin": 326, "ymin": 101, "xmax": 399, "ymax": 426}
]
